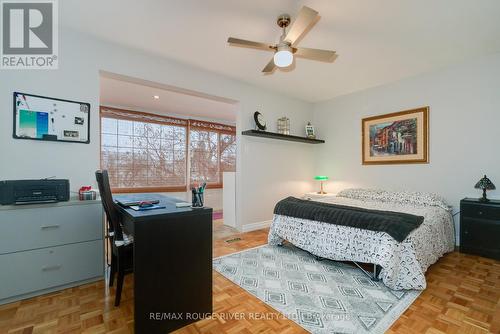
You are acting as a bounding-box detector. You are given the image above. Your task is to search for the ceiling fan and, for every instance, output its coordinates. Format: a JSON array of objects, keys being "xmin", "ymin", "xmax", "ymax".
[{"xmin": 227, "ymin": 6, "xmax": 336, "ymax": 73}]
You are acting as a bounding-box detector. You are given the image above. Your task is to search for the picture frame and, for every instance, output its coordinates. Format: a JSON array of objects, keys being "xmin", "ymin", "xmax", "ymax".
[
  {"xmin": 305, "ymin": 123, "xmax": 315, "ymax": 139},
  {"xmin": 362, "ymin": 107, "xmax": 429, "ymax": 165},
  {"xmin": 13, "ymin": 92, "xmax": 91, "ymax": 144}
]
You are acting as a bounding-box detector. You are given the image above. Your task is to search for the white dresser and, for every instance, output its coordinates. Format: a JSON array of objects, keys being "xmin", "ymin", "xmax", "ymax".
[{"xmin": 0, "ymin": 200, "xmax": 104, "ymax": 304}]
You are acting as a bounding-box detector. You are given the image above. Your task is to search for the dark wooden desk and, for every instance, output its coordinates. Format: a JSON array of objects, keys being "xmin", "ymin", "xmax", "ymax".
[{"xmin": 114, "ymin": 194, "xmax": 213, "ymax": 334}]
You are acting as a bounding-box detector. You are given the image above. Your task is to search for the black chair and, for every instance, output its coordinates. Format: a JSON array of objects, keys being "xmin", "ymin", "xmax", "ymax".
[{"xmin": 95, "ymin": 170, "xmax": 134, "ymax": 306}]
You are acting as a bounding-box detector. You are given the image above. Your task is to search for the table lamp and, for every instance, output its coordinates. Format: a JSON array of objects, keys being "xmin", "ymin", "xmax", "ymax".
[
  {"xmin": 474, "ymin": 175, "xmax": 496, "ymax": 202},
  {"xmin": 314, "ymin": 175, "xmax": 329, "ymax": 194}
]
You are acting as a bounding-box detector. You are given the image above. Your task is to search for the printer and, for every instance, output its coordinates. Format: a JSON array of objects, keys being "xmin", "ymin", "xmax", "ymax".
[{"xmin": 0, "ymin": 179, "xmax": 70, "ymax": 205}]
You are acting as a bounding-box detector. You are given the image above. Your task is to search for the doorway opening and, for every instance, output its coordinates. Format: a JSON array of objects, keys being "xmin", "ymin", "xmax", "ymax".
[{"xmin": 99, "ymin": 72, "xmax": 239, "ymax": 247}]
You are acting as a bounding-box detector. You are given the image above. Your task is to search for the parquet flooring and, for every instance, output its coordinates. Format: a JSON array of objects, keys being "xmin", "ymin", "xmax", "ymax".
[
  {"xmin": 212, "ymin": 219, "xmax": 239, "ymax": 241},
  {"xmin": 0, "ymin": 226, "xmax": 499, "ymax": 334}
]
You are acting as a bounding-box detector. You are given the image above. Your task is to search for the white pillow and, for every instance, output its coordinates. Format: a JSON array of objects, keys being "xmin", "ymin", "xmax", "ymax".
[{"xmin": 337, "ymin": 188, "xmax": 451, "ymax": 210}]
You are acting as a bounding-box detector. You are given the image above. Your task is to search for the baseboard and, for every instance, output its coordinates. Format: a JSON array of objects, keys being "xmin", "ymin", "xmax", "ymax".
[{"xmin": 241, "ymin": 220, "xmax": 272, "ymax": 232}]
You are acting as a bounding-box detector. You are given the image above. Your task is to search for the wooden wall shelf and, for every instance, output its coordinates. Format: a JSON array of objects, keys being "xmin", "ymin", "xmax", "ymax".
[{"xmin": 241, "ymin": 129, "xmax": 325, "ymax": 144}]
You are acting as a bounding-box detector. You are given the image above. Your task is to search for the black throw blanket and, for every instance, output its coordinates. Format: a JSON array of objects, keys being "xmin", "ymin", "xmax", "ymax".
[{"xmin": 273, "ymin": 197, "xmax": 424, "ymax": 242}]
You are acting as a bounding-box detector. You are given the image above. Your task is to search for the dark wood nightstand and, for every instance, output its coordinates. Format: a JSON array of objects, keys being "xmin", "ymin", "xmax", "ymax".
[{"xmin": 460, "ymin": 198, "xmax": 500, "ymax": 260}]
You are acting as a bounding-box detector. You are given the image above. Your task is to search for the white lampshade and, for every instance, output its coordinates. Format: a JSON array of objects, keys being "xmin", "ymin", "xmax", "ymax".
[{"xmin": 273, "ymin": 50, "xmax": 293, "ymax": 67}]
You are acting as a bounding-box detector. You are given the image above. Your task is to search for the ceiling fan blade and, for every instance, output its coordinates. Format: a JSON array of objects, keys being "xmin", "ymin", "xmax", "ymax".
[
  {"xmin": 227, "ymin": 37, "xmax": 275, "ymax": 51},
  {"xmin": 284, "ymin": 6, "xmax": 318, "ymax": 45},
  {"xmin": 262, "ymin": 58, "xmax": 276, "ymax": 73},
  {"xmin": 294, "ymin": 47, "xmax": 337, "ymax": 62}
]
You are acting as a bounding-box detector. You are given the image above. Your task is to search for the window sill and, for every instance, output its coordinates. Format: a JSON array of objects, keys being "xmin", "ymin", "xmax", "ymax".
[
  {"xmin": 111, "ymin": 186, "xmax": 188, "ymax": 193},
  {"xmin": 111, "ymin": 185, "xmax": 223, "ymax": 193}
]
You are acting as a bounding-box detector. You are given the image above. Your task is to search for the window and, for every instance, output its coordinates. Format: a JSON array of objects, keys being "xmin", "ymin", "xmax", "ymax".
[
  {"xmin": 100, "ymin": 108, "xmax": 188, "ymax": 192},
  {"xmin": 100, "ymin": 107, "xmax": 235, "ymax": 192},
  {"xmin": 189, "ymin": 120, "xmax": 237, "ymax": 187},
  {"xmin": 219, "ymin": 133, "xmax": 236, "ymax": 173}
]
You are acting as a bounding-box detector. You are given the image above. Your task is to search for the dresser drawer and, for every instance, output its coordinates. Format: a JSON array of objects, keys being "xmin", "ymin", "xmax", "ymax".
[
  {"xmin": 460, "ymin": 217, "xmax": 500, "ymax": 260},
  {"xmin": 0, "ymin": 203, "xmax": 103, "ymax": 254},
  {"xmin": 461, "ymin": 203, "xmax": 500, "ymax": 220},
  {"xmin": 0, "ymin": 240, "xmax": 103, "ymax": 300}
]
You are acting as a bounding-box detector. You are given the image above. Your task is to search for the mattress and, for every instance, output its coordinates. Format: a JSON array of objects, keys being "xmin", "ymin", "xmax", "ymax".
[{"xmin": 268, "ymin": 190, "xmax": 455, "ymax": 290}]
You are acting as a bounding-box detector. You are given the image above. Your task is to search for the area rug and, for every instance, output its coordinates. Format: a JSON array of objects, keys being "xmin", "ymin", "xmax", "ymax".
[{"xmin": 213, "ymin": 244, "xmax": 421, "ymax": 334}]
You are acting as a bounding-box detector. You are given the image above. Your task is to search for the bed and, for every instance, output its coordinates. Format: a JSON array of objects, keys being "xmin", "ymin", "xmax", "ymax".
[{"xmin": 268, "ymin": 189, "xmax": 455, "ymax": 290}]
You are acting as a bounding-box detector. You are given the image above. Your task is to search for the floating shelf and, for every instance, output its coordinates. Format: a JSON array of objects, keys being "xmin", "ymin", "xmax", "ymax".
[{"xmin": 241, "ymin": 129, "xmax": 325, "ymax": 144}]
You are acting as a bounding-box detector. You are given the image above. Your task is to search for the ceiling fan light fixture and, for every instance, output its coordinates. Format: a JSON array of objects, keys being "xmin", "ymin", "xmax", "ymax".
[
  {"xmin": 273, "ymin": 45, "xmax": 293, "ymax": 67},
  {"xmin": 227, "ymin": 6, "xmax": 335, "ymax": 73}
]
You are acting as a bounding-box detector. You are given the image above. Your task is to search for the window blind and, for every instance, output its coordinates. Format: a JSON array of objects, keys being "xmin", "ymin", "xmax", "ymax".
[
  {"xmin": 189, "ymin": 120, "xmax": 236, "ymax": 187},
  {"xmin": 100, "ymin": 107, "xmax": 235, "ymax": 192}
]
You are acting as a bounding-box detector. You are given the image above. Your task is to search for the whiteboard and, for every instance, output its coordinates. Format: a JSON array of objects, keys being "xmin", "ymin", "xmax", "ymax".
[{"xmin": 13, "ymin": 92, "xmax": 90, "ymax": 143}]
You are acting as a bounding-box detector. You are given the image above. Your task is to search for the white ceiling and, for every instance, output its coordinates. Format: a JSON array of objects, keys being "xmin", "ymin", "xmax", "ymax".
[
  {"xmin": 100, "ymin": 76, "xmax": 237, "ymax": 122},
  {"xmin": 63, "ymin": 0, "xmax": 500, "ymax": 102}
]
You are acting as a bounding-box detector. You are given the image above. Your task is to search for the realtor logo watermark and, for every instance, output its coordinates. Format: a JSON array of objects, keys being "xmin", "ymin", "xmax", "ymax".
[{"xmin": 1, "ymin": 0, "xmax": 58, "ymax": 69}]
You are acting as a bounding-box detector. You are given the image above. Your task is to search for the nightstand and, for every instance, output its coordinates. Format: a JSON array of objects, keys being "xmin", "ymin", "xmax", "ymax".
[
  {"xmin": 303, "ymin": 192, "xmax": 336, "ymax": 201},
  {"xmin": 460, "ymin": 198, "xmax": 500, "ymax": 260}
]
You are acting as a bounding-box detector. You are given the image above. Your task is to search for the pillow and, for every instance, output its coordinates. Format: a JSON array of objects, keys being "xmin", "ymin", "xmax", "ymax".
[{"xmin": 337, "ymin": 188, "xmax": 451, "ymax": 211}]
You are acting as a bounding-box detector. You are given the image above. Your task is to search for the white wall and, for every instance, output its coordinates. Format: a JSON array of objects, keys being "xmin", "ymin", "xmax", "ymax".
[
  {"xmin": 313, "ymin": 53, "xmax": 500, "ymax": 243},
  {"xmin": 0, "ymin": 28, "xmax": 315, "ymax": 230},
  {"xmin": 8, "ymin": 23, "xmax": 495, "ymax": 237}
]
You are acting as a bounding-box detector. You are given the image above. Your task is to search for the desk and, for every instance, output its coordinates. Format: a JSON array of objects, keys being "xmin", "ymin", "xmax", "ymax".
[{"xmin": 114, "ymin": 194, "xmax": 212, "ymax": 334}]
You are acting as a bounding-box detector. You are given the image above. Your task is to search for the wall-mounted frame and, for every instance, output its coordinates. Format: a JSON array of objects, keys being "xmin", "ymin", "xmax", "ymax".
[
  {"xmin": 362, "ymin": 107, "xmax": 429, "ymax": 165},
  {"xmin": 13, "ymin": 92, "xmax": 91, "ymax": 144}
]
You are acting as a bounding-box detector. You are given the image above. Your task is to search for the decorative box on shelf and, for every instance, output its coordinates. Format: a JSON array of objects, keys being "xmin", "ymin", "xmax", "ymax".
[{"xmin": 78, "ymin": 186, "xmax": 97, "ymax": 201}]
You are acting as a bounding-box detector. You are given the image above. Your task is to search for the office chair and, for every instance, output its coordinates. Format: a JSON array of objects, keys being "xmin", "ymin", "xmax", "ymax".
[{"xmin": 95, "ymin": 170, "xmax": 134, "ymax": 306}]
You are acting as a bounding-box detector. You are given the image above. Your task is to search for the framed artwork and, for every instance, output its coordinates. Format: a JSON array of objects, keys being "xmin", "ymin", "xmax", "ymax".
[{"xmin": 362, "ymin": 107, "xmax": 429, "ymax": 165}]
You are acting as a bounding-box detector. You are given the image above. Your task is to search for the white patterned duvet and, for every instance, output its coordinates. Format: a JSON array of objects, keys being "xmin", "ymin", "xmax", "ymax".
[{"xmin": 268, "ymin": 190, "xmax": 455, "ymax": 290}]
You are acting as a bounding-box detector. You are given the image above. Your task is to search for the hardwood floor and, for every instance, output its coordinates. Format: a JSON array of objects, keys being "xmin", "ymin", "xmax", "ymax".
[
  {"xmin": 1, "ymin": 227, "xmax": 499, "ymax": 334},
  {"xmin": 212, "ymin": 219, "xmax": 239, "ymax": 240}
]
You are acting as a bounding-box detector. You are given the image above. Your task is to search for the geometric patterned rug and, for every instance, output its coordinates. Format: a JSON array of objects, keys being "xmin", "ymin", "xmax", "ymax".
[{"xmin": 213, "ymin": 244, "xmax": 421, "ymax": 334}]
